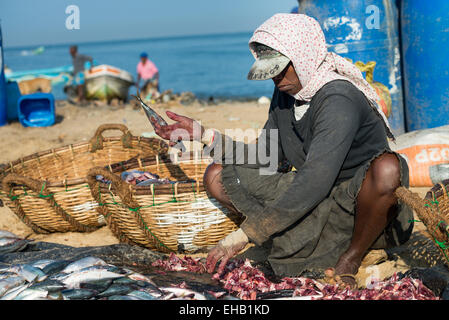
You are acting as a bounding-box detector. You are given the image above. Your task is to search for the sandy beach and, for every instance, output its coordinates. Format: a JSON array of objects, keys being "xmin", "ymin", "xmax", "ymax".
[{"xmin": 0, "ymin": 99, "xmax": 273, "ymax": 246}]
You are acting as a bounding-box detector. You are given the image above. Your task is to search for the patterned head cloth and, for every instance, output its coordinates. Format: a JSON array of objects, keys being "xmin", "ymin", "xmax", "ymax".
[{"xmin": 248, "ymin": 13, "xmax": 393, "ymax": 138}]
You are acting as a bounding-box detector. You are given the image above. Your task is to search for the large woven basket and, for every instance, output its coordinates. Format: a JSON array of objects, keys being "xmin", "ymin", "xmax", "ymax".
[
  {"xmin": 0, "ymin": 124, "xmax": 168, "ymax": 234},
  {"xmin": 86, "ymin": 152, "xmax": 242, "ymax": 253},
  {"xmin": 396, "ymin": 179, "xmax": 449, "ymax": 265}
]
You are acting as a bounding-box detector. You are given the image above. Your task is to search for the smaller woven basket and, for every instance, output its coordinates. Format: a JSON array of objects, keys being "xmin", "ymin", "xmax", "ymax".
[
  {"xmin": 396, "ymin": 179, "xmax": 449, "ymax": 265},
  {"xmin": 86, "ymin": 152, "xmax": 242, "ymax": 253},
  {"xmin": 0, "ymin": 124, "xmax": 168, "ymax": 234}
]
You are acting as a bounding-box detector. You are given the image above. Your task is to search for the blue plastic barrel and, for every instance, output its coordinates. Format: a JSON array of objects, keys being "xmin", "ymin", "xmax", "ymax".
[
  {"xmin": 298, "ymin": 0, "xmax": 405, "ymax": 135},
  {"xmin": 18, "ymin": 93, "xmax": 55, "ymax": 127},
  {"xmin": 401, "ymin": 1, "xmax": 449, "ymax": 131},
  {"xmin": 6, "ymin": 81, "xmax": 21, "ymax": 121},
  {"xmin": 0, "ymin": 22, "xmax": 7, "ymax": 126}
]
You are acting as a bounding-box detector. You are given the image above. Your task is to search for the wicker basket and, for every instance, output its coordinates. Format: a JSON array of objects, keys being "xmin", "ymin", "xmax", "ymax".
[
  {"xmin": 424, "ymin": 179, "xmax": 449, "ymax": 222},
  {"xmin": 395, "ymin": 179, "xmax": 449, "ymax": 265},
  {"xmin": 86, "ymin": 152, "xmax": 242, "ymax": 253},
  {"xmin": 0, "ymin": 124, "xmax": 168, "ymax": 234}
]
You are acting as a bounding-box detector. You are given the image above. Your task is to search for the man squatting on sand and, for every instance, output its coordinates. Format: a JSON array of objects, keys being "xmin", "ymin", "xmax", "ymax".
[{"xmin": 151, "ymin": 14, "xmax": 414, "ymax": 288}]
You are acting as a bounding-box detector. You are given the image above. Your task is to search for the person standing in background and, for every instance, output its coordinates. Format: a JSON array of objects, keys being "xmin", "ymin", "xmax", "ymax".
[
  {"xmin": 136, "ymin": 52, "xmax": 160, "ymax": 93},
  {"xmin": 69, "ymin": 45, "xmax": 93, "ymax": 105}
]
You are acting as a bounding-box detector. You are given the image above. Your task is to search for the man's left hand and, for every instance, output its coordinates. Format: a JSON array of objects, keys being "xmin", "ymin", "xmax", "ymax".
[{"xmin": 206, "ymin": 228, "xmax": 249, "ymax": 274}]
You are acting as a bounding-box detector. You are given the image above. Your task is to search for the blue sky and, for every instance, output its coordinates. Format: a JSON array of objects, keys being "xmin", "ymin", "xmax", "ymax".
[{"xmin": 1, "ymin": 0, "xmax": 299, "ymax": 48}]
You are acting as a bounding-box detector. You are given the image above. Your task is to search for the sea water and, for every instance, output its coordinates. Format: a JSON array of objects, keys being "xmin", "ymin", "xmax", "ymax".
[{"xmin": 3, "ymin": 32, "xmax": 275, "ymax": 101}]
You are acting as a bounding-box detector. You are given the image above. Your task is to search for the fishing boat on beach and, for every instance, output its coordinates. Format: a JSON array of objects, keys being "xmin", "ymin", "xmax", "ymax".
[
  {"xmin": 5, "ymin": 65, "xmax": 73, "ymax": 85},
  {"xmin": 84, "ymin": 64, "xmax": 134, "ymax": 102}
]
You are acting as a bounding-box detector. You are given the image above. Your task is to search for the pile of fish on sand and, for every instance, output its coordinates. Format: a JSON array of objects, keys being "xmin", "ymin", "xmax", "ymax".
[
  {"xmin": 0, "ymin": 231, "xmax": 230, "ymax": 300},
  {"xmin": 0, "ymin": 231, "xmax": 439, "ymax": 300}
]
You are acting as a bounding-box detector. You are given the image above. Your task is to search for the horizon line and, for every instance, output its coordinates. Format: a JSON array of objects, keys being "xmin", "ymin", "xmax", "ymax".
[{"xmin": 4, "ymin": 30, "xmax": 254, "ymax": 51}]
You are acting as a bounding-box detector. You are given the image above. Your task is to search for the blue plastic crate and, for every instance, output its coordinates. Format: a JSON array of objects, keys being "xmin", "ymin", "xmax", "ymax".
[{"xmin": 17, "ymin": 93, "xmax": 55, "ymax": 127}]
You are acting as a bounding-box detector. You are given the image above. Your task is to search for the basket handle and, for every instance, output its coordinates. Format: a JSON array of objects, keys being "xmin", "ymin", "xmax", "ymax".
[
  {"xmin": 86, "ymin": 167, "xmax": 139, "ymax": 209},
  {"xmin": 395, "ymin": 186, "xmax": 448, "ymax": 244},
  {"xmin": 89, "ymin": 124, "xmax": 133, "ymax": 153},
  {"xmin": 86, "ymin": 167, "xmax": 172, "ymax": 251},
  {"xmin": 2, "ymin": 174, "xmax": 51, "ymax": 233},
  {"xmin": 425, "ymin": 180, "xmax": 449, "ymax": 201},
  {"xmin": 86, "ymin": 166, "xmax": 139, "ymax": 244},
  {"xmin": 2, "ymin": 173, "xmax": 96, "ymax": 233}
]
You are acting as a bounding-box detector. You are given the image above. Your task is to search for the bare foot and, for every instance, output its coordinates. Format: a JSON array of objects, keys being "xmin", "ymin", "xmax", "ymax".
[{"xmin": 333, "ymin": 253, "xmax": 362, "ymax": 289}]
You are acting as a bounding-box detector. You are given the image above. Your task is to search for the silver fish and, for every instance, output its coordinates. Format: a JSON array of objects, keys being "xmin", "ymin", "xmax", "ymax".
[
  {"xmin": 160, "ymin": 287, "xmax": 207, "ymax": 300},
  {"xmin": 22, "ymin": 265, "xmax": 47, "ymax": 282},
  {"xmin": 0, "ymin": 238, "xmax": 17, "ymax": 246},
  {"xmin": 0, "ymin": 277, "xmax": 26, "ymax": 297},
  {"xmin": 29, "ymin": 279, "xmax": 66, "ymax": 292},
  {"xmin": 7, "ymin": 265, "xmax": 47, "ymax": 282},
  {"xmin": 0, "ymin": 272, "xmax": 17, "ymax": 280},
  {"xmin": 14, "ymin": 288, "xmax": 48, "ymax": 300},
  {"xmin": 113, "ymin": 277, "xmax": 151, "ymax": 290},
  {"xmin": 132, "ymin": 90, "xmax": 186, "ymax": 152},
  {"xmin": 54, "ymin": 265, "xmax": 125, "ymax": 281},
  {"xmin": 0, "ymin": 230, "xmax": 20, "ymax": 239},
  {"xmin": 132, "ymin": 90, "xmax": 168, "ymax": 127},
  {"xmin": 61, "ymin": 288, "xmax": 97, "ymax": 300},
  {"xmin": 61, "ymin": 257, "xmax": 108, "ymax": 274},
  {"xmin": 80, "ymin": 279, "xmax": 113, "ymax": 292},
  {"xmin": 138, "ymin": 285, "xmax": 164, "ymax": 298},
  {"xmin": 1, "ymin": 283, "xmax": 32, "ymax": 300},
  {"xmin": 31, "ymin": 259, "xmax": 56, "ymax": 270},
  {"xmin": 127, "ymin": 290, "xmax": 159, "ymax": 300},
  {"xmin": 162, "ymin": 292, "xmax": 176, "ymax": 300},
  {"xmin": 59, "ymin": 269, "xmax": 124, "ymax": 289},
  {"xmin": 127, "ymin": 272, "xmax": 157, "ymax": 286},
  {"xmin": 0, "ymin": 239, "xmax": 28, "ymax": 254},
  {"xmin": 42, "ymin": 260, "xmax": 71, "ymax": 275},
  {"xmin": 108, "ymin": 295, "xmax": 142, "ymax": 300},
  {"xmin": 97, "ymin": 284, "xmax": 134, "ymax": 298},
  {"xmin": 47, "ymin": 291, "xmax": 63, "ymax": 300}
]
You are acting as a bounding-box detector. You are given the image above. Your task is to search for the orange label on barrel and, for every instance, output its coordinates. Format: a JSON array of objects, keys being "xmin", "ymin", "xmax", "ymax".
[{"xmin": 397, "ymin": 144, "xmax": 449, "ymax": 187}]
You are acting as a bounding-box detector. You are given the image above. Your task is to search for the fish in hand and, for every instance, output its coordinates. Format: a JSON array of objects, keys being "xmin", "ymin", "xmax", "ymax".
[{"xmin": 132, "ymin": 90, "xmax": 186, "ymax": 152}]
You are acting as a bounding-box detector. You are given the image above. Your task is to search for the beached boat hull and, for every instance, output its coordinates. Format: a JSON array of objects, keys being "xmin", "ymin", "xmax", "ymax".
[{"xmin": 85, "ymin": 65, "xmax": 134, "ymax": 101}]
